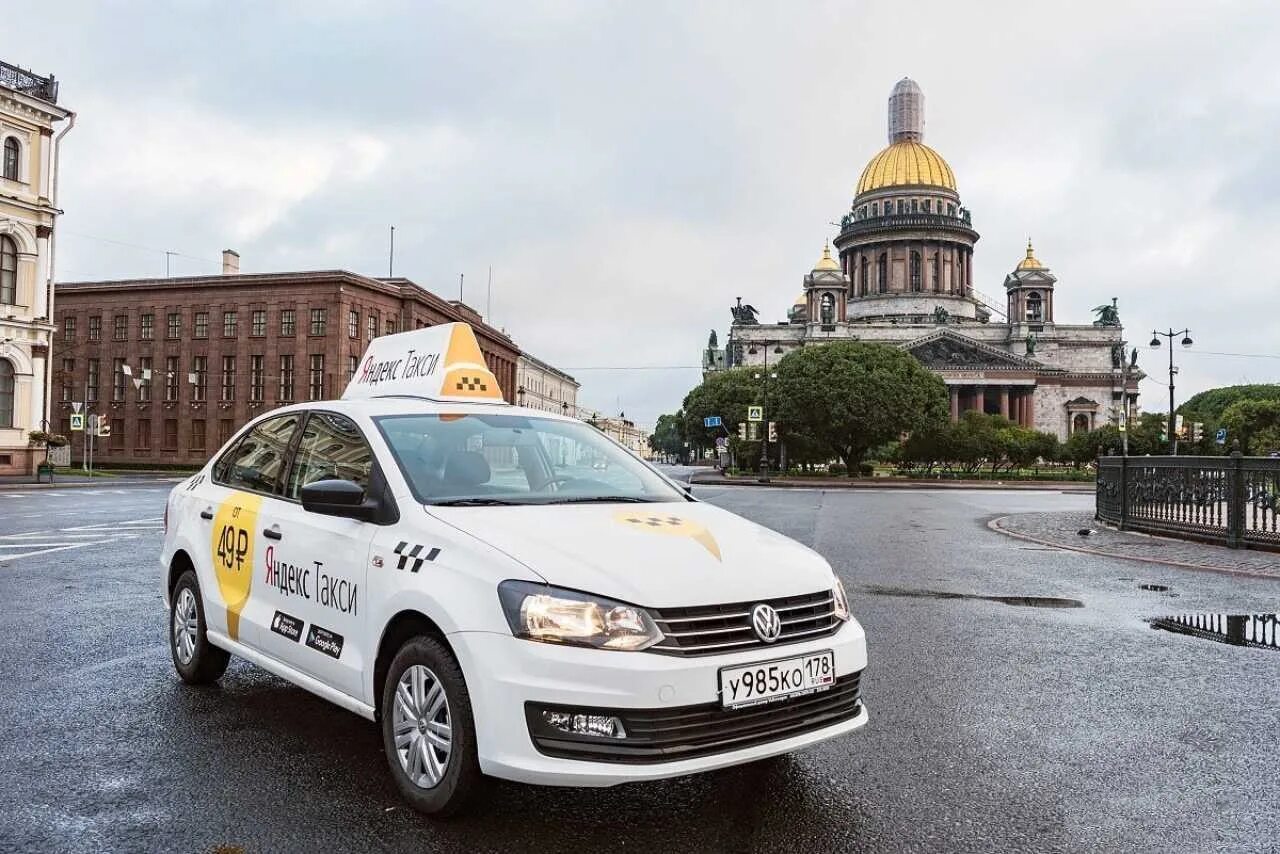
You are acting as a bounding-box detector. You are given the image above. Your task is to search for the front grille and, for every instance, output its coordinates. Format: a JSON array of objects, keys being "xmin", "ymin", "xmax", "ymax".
[
  {"xmin": 527, "ymin": 670, "xmax": 862, "ymax": 764},
  {"xmin": 649, "ymin": 590, "xmax": 840, "ymax": 656}
]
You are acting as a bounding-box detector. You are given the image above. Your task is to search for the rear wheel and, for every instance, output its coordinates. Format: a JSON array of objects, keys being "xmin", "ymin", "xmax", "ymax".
[
  {"xmin": 380, "ymin": 636, "xmax": 481, "ymax": 817},
  {"xmin": 169, "ymin": 570, "xmax": 230, "ymax": 684}
]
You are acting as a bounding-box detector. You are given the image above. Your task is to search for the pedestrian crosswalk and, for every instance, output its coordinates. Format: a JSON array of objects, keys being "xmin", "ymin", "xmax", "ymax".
[
  {"xmin": 0, "ymin": 518, "xmax": 164, "ymax": 564},
  {"xmin": 0, "ymin": 488, "xmax": 169, "ymax": 500}
]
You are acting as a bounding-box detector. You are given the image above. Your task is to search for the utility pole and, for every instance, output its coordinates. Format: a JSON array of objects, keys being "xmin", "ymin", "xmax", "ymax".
[
  {"xmin": 459, "ymin": 273, "xmax": 464, "ymax": 303},
  {"xmin": 1150, "ymin": 328, "xmax": 1193, "ymax": 455},
  {"xmin": 165, "ymin": 250, "xmax": 176, "ymax": 278},
  {"xmin": 388, "ymin": 225, "xmax": 395, "ymax": 277}
]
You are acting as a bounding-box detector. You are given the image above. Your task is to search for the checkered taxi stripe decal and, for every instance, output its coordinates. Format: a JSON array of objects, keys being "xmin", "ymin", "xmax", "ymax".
[
  {"xmin": 393, "ymin": 541, "xmax": 441, "ymax": 573},
  {"xmin": 455, "ymin": 375, "xmax": 489, "ymax": 392}
]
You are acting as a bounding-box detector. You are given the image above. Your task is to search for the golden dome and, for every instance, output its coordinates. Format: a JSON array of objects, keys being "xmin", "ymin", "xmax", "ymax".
[
  {"xmin": 856, "ymin": 141, "xmax": 956, "ymax": 195},
  {"xmin": 793, "ymin": 292, "xmax": 807, "ymax": 306},
  {"xmin": 814, "ymin": 241, "xmax": 839, "ymax": 271},
  {"xmin": 1016, "ymin": 238, "xmax": 1044, "ymax": 270}
]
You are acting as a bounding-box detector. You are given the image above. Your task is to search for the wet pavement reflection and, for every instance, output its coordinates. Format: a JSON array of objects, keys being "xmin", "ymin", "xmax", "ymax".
[
  {"xmin": 1147, "ymin": 613, "xmax": 1280, "ymax": 651},
  {"xmin": 863, "ymin": 585, "xmax": 1084, "ymax": 609}
]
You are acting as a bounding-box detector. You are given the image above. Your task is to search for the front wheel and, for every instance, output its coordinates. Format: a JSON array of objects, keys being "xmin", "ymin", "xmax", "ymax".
[
  {"xmin": 380, "ymin": 636, "xmax": 481, "ymax": 817},
  {"xmin": 169, "ymin": 569, "xmax": 230, "ymax": 684}
]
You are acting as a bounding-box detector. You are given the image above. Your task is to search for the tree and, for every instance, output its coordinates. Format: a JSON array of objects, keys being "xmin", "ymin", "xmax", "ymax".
[
  {"xmin": 648, "ymin": 412, "xmax": 687, "ymax": 462},
  {"xmin": 1180, "ymin": 384, "xmax": 1280, "ymax": 421},
  {"xmin": 680, "ymin": 369, "xmax": 762, "ymax": 458},
  {"xmin": 771, "ymin": 342, "xmax": 948, "ymax": 473},
  {"xmin": 1221, "ymin": 399, "xmax": 1280, "ymax": 455}
]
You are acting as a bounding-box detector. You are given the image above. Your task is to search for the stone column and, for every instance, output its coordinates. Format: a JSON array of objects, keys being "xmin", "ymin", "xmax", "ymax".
[
  {"xmin": 1023, "ymin": 388, "xmax": 1035, "ymax": 428},
  {"xmin": 949, "ymin": 386, "xmax": 959, "ymax": 422},
  {"xmin": 1000, "ymin": 387, "xmax": 1010, "ymax": 419},
  {"xmin": 975, "ymin": 386, "xmax": 986, "ymax": 414}
]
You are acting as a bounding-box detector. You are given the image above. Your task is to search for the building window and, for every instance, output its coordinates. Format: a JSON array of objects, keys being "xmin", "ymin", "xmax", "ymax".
[
  {"xmin": 62, "ymin": 316, "xmax": 75, "ymax": 342},
  {"xmin": 164, "ymin": 356, "xmax": 179, "ymax": 402},
  {"xmin": 167, "ymin": 312, "xmax": 181, "ymax": 339},
  {"xmin": 859, "ymin": 257, "xmax": 869, "ymax": 298},
  {"xmin": 924, "ymin": 199, "xmax": 932, "ymax": 213},
  {"xmin": 279, "ymin": 355, "xmax": 295, "ymax": 402},
  {"xmin": 192, "ymin": 356, "xmax": 207, "ymax": 402},
  {"xmin": 870, "ymin": 202, "xmax": 878, "ymax": 217},
  {"xmin": 348, "ymin": 309, "xmax": 359, "ymax": 338},
  {"xmin": 251, "ymin": 309, "xmax": 266, "ymax": 337},
  {"xmin": 2, "ymin": 137, "xmax": 17, "ymax": 181},
  {"xmin": 0, "ymin": 235, "xmax": 15, "ymax": 304},
  {"xmin": 310, "ymin": 308, "xmax": 327, "ymax": 336},
  {"xmin": 140, "ymin": 313, "xmax": 154, "ymax": 341},
  {"xmin": 877, "ymin": 253, "xmax": 888, "ymax": 294},
  {"xmin": 249, "ymin": 355, "xmax": 264, "ymax": 402},
  {"xmin": 163, "ymin": 419, "xmax": 178, "ymax": 450},
  {"xmin": 910, "ymin": 199, "xmax": 919, "ymax": 213},
  {"xmin": 191, "ymin": 311, "xmax": 206, "ymax": 339},
  {"xmin": 910, "ymin": 251, "xmax": 922, "ymax": 293},
  {"xmin": 220, "ymin": 356, "xmax": 236, "ymax": 401},
  {"xmin": 139, "ymin": 356, "xmax": 152, "ymax": 402},
  {"xmin": 1026, "ymin": 291, "xmax": 1043, "ymax": 322},
  {"xmin": 347, "ymin": 355, "xmax": 358, "ymax": 379},
  {"xmin": 222, "ymin": 311, "xmax": 237, "ymax": 338},
  {"xmin": 113, "ymin": 358, "xmax": 126, "ymax": 402},
  {"xmin": 89, "ymin": 316, "xmax": 101, "ymax": 342},
  {"xmin": 308, "ymin": 354, "xmax": 325, "ymax": 400},
  {"xmin": 113, "ymin": 314, "xmax": 128, "ymax": 341},
  {"xmin": 60, "ymin": 358, "xmax": 74, "ymax": 402},
  {"xmin": 191, "ymin": 419, "xmax": 206, "ymax": 451},
  {"xmin": 110, "ymin": 419, "xmax": 124, "ymax": 450},
  {"xmin": 897, "ymin": 199, "xmax": 905, "ymax": 214},
  {"xmin": 932, "ymin": 253, "xmax": 940, "ymax": 291},
  {"xmin": 87, "ymin": 359, "xmax": 99, "ymax": 403},
  {"xmin": 218, "ymin": 418, "xmax": 234, "ymax": 447},
  {"xmin": 0, "ymin": 359, "xmax": 12, "ymax": 428},
  {"xmin": 136, "ymin": 419, "xmax": 151, "ymax": 450},
  {"xmin": 367, "ymin": 313, "xmax": 378, "ymax": 340},
  {"xmin": 947, "ymin": 203, "xmax": 956, "ymax": 216},
  {"xmin": 385, "ymin": 318, "xmax": 397, "ymax": 335},
  {"xmin": 280, "ymin": 309, "xmax": 296, "ymax": 336}
]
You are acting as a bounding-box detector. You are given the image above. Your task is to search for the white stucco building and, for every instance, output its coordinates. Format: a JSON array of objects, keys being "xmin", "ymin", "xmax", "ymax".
[
  {"xmin": 0, "ymin": 60, "xmax": 73, "ymax": 474},
  {"xmin": 515, "ymin": 352, "xmax": 579, "ymax": 417}
]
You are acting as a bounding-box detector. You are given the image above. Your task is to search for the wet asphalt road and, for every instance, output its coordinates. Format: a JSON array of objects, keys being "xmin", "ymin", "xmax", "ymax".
[{"xmin": 1, "ymin": 483, "xmax": 1279, "ymax": 853}]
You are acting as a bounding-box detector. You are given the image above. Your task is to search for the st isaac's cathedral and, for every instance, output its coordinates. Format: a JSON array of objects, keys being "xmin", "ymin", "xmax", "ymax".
[{"xmin": 709, "ymin": 79, "xmax": 1139, "ymax": 441}]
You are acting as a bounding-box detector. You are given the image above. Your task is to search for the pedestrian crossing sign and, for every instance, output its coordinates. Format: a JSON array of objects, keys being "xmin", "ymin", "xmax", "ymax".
[
  {"xmin": 747, "ymin": 406, "xmax": 763, "ymax": 422},
  {"xmin": 70, "ymin": 413, "xmax": 84, "ymax": 431}
]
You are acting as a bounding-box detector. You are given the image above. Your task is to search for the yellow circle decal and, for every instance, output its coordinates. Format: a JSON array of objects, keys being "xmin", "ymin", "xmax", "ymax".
[{"xmin": 210, "ymin": 493, "xmax": 263, "ymax": 640}]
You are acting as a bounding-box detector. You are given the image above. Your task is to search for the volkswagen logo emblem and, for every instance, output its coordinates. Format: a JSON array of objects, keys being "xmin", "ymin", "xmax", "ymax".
[{"xmin": 751, "ymin": 603, "xmax": 782, "ymax": 643}]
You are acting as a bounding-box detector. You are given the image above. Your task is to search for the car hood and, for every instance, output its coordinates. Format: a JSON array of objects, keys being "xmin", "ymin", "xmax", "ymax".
[{"xmin": 427, "ymin": 500, "xmax": 836, "ymax": 607}]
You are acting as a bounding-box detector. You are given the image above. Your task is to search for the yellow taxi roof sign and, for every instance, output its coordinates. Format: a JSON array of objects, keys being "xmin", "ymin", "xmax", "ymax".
[{"xmin": 341, "ymin": 322, "xmax": 506, "ymax": 403}]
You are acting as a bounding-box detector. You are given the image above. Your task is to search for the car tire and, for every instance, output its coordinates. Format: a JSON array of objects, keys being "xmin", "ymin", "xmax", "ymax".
[
  {"xmin": 380, "ymin": 636, "xmax": 481, "ymax": 817},
  {"xmin": 169, "ymin": 569, "xmax": 230, "ymax": 685}
]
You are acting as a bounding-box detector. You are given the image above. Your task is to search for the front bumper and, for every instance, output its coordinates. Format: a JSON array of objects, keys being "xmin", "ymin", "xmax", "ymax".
[{"xmin": 450, "ymin": 617, "xmax": 868, "ymax": 787}]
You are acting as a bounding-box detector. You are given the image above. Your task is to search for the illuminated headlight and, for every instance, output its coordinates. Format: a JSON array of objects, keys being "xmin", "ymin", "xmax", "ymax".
[
  {"xmin": 541, "ymin": 710, "xmax": 627, "ymax": 739},
  {"xmin": 498, "ymin": 580, "xmax": 664, "ymax": 651},
  {"xmin": 832, "ymin": 578, "xmax": 851, "ymax": 622}
]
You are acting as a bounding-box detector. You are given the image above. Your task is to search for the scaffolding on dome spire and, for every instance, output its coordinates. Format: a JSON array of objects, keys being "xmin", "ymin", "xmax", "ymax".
[{"xmin": 888, "ymin": 78, "xmax": 924, "ymax": 144}]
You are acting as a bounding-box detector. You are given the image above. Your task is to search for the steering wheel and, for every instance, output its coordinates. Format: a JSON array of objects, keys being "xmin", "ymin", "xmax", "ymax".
[{"xmin": 534, "ymin": 475, "xmax": 578, "ymax": 492}]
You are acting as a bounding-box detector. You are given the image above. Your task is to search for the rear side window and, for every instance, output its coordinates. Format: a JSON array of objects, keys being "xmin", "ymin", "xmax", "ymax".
[
  {"xmin": 285, "ymin": 412, "xmax": 374, "ymax": 499},
  {"xmin": 213, "ymin": 413, "xmax": 302, "ymax": 495}
]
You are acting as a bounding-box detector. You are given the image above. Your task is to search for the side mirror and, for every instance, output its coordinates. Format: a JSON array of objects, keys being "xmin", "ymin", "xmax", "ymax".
[{"xmin": 300, "ymin": 478, "xmax": 377, "ymax": 521}]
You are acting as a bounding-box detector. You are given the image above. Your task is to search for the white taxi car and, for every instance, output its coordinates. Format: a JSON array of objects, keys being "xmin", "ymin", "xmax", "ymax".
[{"xmin": 162, "ymin": 322, "xmax": 868, "ymax": 816}]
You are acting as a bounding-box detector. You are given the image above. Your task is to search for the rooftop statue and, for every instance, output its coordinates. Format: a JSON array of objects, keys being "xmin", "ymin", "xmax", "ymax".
[
  {"xmin": 932, "ymin": 305, "xmax": 949, "ymax": 324},
  {"xmin": 1025, "ymin": 332, "xmax": 1037, "ymax": 355},
  {"xmin": 707, "ymin": 329, "xmax": 718, "ymax": 349},
  {"xmin": 1093, "ymin": 298, "xmax": 1121, "ymax": 327},
  {"xmin": 730, "ymin": 297, "xmax": 759, "ymax": 325}
]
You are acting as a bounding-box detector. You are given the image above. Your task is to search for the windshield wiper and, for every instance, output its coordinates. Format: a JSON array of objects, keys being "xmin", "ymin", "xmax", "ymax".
[
  {"xmin": 430, "ymin": 497, "xmax": 522, "ymax": 506},
  {"xmin": 543, "ymin": 495, "xmax": 659, "ymax": 504}
]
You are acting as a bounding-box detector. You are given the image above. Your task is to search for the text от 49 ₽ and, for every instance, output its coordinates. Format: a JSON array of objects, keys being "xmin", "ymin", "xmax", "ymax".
[{"xmin": 356, "ymin": 349, "xmax": 440, "ymax": 388}]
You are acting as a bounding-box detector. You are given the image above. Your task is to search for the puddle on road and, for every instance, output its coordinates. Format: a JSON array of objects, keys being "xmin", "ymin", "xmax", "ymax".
[
  {"xmin": 864, "ymin": 585, "xmax": 1083, "ymax": 609},
  {"xmin": 1148, "ymin": 613, "xmax": 1280, "ymax": 651}
]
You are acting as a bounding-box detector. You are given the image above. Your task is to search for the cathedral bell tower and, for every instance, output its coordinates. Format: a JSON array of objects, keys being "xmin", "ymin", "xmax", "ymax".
[{"xmin": 1003, "ymin": 239, "xmax": 1057, "ymax": 327}]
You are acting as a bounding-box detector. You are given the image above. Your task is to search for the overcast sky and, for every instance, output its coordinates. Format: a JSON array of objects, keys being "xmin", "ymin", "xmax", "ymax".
[{"xmin": 15, "ymin": 0, "xmax": 1280, "ymax": 426}]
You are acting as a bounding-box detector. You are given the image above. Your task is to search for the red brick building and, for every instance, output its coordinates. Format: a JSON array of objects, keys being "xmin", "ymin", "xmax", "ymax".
[{"xmin": 52, "ymin": 262, "xmax": 520, "ymax": 466}]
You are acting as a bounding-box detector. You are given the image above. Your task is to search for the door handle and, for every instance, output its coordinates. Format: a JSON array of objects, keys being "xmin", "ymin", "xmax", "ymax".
[
  {"xmin": 200, "ymin": 510, "xmax": 214, "ymax": 520},
  {"xmin": 263, "ymin": 528, "xmax": 282, "ymax": 541}
]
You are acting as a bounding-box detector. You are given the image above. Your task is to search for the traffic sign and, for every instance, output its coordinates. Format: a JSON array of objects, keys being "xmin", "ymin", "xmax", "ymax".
[
  {"xmin": 1216, "ymin": 427, "xmax": 1227, "ymax": 445},
  {"xmin": 747, "ymin": 406, "xmax": 763, "ymax": 422},
  {"xmin": 69, "ymin": 413, "xmax": 84, "ymax": 431},
  {"xmin": 71, "ymin": 401, "xmax": 83, "ymax": 414},
  {"xmin": 715, "ymin": 437, "xmax": 727, "ymax": 449},
  {"xmin": 703, "ymin": 416, "xmax": 722, "ymax": 428}
]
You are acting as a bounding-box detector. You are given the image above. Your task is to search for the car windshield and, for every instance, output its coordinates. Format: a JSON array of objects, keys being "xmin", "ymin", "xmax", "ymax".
[{"xmin": 374, "ymin": 413, "xmax": 685, "ymax": 505}]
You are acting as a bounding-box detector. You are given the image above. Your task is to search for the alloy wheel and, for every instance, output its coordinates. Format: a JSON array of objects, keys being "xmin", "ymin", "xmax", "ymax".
[
  {"xmin": 173, "ymin": 587, "xmax": 199, "ymax": 665},
  {"xmin": 392, "ymin": 664, "xmax": 452, "ymax": 788}
]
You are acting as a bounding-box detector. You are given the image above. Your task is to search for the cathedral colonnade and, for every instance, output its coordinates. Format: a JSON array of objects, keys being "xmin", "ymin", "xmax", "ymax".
[{"xmin": 946, "ymin": 382, "xmax": 1036, "ymax": 428}]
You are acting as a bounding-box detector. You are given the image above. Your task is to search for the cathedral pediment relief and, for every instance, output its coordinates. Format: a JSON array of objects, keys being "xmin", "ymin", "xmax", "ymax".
[{"xmin": 902, "ymin": 330, "xmax": 1041, "ymax": 370}]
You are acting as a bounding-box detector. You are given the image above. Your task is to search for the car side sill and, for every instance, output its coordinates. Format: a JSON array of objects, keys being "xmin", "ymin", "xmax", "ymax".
[{"xmin": 207, "ymin": 630, "xmax": 377, "ymax": 722}]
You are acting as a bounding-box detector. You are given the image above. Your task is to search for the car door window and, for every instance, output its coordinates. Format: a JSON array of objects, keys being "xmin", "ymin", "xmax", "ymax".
[
  {"xmin": 286, "ymin": 412, "xmax": 374, "ymax": 499},
  {"xmin": 214, "ymin": 413, "xmax": 302, "ymax": 495}
]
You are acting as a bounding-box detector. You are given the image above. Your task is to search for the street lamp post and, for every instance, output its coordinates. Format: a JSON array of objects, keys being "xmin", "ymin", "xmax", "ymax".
[
  {"xmin": 1150, "ymin": 328, "xmax": 1193, "ymax": 455},
  {"xmin": 750, "ymin": 345, "xmax": 781, "ymax": 483}
]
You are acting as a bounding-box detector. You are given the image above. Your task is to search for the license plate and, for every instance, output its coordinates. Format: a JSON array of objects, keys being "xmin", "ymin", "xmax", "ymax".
[{"xmin": 719, "ymin": 650, "xmax": 835, "ymax": 710}]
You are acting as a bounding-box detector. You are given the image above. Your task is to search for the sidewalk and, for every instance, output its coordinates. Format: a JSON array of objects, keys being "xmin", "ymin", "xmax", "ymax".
[
  {"xmin": 689, "ymin": 471, "xmax": 1093, "ymax": 492},
  {"xmin": 991, "ymin": 510, "xmax": 1280, "ymax": 579},
  {"xmin": 0, "ymin": 472, "xmax": 184, "ymax": 490}
]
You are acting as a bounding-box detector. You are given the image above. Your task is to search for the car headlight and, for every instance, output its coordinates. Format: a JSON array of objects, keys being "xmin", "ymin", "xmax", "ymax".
[
  {"xmin": 497, "ymin": 580, "xmax": 664, "ymax": 651},
  {"xmin": 832, "ymin": 578, "xmax": 851, "ymax": 622}
]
